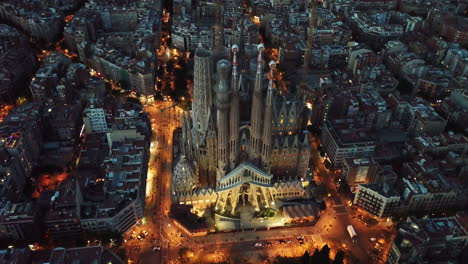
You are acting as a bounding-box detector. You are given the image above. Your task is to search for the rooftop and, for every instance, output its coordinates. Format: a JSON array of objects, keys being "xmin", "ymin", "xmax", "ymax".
[
  {"xmin": 325, "ymin": 119, "xmax": 376, "ymax": 145},
  {"xmin": 418, "ymin": 216, "xmax": 468, "ymax": 240},
  {"xmin": 359, "ymin": 183, "xmax": 400, "ymax": 198}
]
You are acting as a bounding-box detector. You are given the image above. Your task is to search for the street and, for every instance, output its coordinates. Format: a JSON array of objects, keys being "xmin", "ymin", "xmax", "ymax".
[
  {"xmin": 122, "ymin": 100, "xmax": 183, "ymax": 264},
  {"xmin": 119, "ymin": 104, "xmax": 393, "ymax": 264}
]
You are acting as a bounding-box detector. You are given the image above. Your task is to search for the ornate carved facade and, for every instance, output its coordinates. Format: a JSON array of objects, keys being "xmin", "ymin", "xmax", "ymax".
[{"xmin": 172, "ymin": 43, "xmax": 310, "ymax": 213}]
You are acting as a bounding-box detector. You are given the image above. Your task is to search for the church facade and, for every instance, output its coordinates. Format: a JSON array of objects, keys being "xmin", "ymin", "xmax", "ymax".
[{"xmin": 172, "ymin": 42, "xmax": 311, "ymax": 214}]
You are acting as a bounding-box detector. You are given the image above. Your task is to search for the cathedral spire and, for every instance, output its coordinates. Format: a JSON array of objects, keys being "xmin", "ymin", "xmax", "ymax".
[
  {"xmin": 229, "ymin": 45, "xmax": 240, "ymax": 170},
  {"xmin": 215, "ymin": 60, "xmax": 231, "ymax": 180},
  {"xmin": 192, "ymin": 47, "xmax": 213, "ymax": 147},
  {"xmin": 261, "ymin": 61, "xmax": 276, "ymax": 172},
  {"xmin": 249, "ymin": 43, "xmax": 265, "ymax": 162},
  {"xmin": 254, "ymin": 43, "xmax": 265, "ymax": 93}
]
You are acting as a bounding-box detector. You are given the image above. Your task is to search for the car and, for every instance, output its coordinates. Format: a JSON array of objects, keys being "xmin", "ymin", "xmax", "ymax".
[
  {"xmin": 254, "ymin": 243, "xmax": 262, "ymax": 248},
  {"xmin": 265, "ymin": 242, "xmax": 272, "ymax": 247},
  {"xmin": 286, "ymin": 240, "xmax": 293, "ymax": 244},
  {"xmin": 370, "ymin": 237, "xmax": 376, "ymax": 242},
  {"xmin": 153, "ymin": 247, "xmax": 161, "ymax": 251},
  {"xmin": 143, "ymin": 231, "xmax": 149, "ymax": 236},
  {"xmin": 137, "ymin": 235, "xmax": 143, "ymax": 241},
  {"xmin": 279, "ymin": 240, "xmax": 286, "ymax": 244}
]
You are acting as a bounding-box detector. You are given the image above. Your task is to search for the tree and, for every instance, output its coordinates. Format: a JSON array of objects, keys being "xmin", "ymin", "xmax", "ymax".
[
  {"xmin": 311, "ymin": 248, "xmax": 321, "ymax": 264},
  {"xmin": 332, "ymin": 250, "xmax": 345, "ymax": 264},
  {"xmin": 302, "ymin": 250, "xmax": 311, "ymax": 264},
  {"xmin": 318, "ymin": 244, "xmax": 331, "ymax": 264},
  {"xmin": 310, "ymin": 244, "xmax": 331, "ymax": 264}
]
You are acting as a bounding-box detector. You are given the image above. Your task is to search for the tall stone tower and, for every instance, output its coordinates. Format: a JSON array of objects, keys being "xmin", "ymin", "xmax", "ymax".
[
  {"xmin": 181, "ymin": 112, "xmax": 194, "ymax": 160},
  {"xmin": 215, "ymin": 59, "xmax": 231, "ymax": 181},
  {"xmin": 192, "ymin": 47, "xmax": 213, "ymax": 146},
  {"xmin": 249, "ymin": 44, "xmax": 265, "ymax": 162},
  {"xmin": 261, "ymin": 61, "xmax": 276, "ymax": 173},
  {"xmin": 205, "ymin": 129, "xmax": 218, "ymax": 187},
  {"xmin": 229, "ymin": 45, "xmax": 240, "ymax": 170}
]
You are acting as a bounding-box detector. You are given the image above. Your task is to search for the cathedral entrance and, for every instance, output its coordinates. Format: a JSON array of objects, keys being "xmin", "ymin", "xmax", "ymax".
[
  {"xmin": 215, "ymin": 163, "xmax": 277, "ymax": 217},
  {"xmin": 238, "ymin": 183, "xmax": 251, "ymax": 207}
]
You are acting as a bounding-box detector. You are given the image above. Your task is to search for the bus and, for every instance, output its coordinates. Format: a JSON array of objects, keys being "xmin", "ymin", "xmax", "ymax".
[{"xmin": 347, "ymin": 225, "xmax": 358, "ymax": 242}]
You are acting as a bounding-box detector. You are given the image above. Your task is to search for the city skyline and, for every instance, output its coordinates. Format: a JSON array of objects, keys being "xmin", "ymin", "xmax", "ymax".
[{"xmin": 0, "ymin": 0, "xmax": 467, "ymax": 264}]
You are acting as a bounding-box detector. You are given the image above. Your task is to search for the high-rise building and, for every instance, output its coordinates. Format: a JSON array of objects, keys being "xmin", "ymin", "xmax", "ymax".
[
  {"xmin": 342, "ymin": 157, "xmax": 379, "ymax": 186},
  {"xmin": 353, "ymin": 183, "xmax": 401, "ymax": 218},
  {"xmin": 83, "ymin": 100, "xmax": 108, "ymax": 134},
  {"xmin": 320, "ymin": 119, "xmax": 376, "ymax": 167}
]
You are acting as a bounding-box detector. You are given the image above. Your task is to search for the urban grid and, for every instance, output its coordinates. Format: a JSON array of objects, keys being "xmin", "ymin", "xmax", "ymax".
[{"xmin": 0, "ymin": 0, "xmax": 466, "ymax": 263}]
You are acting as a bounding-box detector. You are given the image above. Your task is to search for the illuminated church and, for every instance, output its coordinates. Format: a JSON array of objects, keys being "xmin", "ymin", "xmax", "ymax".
[
  {"xmin": 171, "ymin": 2, "xmax": 311, "ymax": 214},
  {"xmin": 172, "ymin": 43, "xmax": 311, "ymax": 214}
]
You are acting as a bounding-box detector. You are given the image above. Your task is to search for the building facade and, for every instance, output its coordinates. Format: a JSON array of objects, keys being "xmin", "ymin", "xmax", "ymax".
[{"xmin": 173, "ymin": 44, "xmax": 310, "ymax": 214}]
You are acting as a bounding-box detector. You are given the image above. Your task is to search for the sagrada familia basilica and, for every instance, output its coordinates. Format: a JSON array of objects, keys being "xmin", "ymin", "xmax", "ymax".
[{"xmin": 171, "ymin": 4, "xmax": 312, "ymax": 215}]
